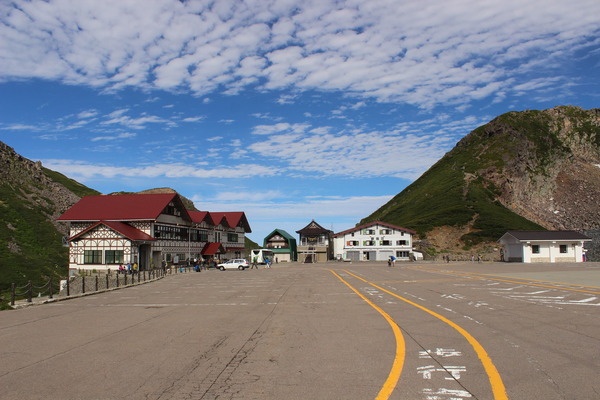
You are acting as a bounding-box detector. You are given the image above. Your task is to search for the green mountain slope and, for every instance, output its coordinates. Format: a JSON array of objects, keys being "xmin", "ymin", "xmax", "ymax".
[
  {"xmin": 361, "ymin": 106, "xmax": 600, "ymax": 246},
  {"xmin": 0, "ymin": 142, "xmax": 99, "ymax": 307}
]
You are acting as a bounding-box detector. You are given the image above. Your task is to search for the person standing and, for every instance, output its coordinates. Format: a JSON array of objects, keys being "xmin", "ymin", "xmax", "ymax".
[{"xmin": 251, "ymin": 256, "xmax": 258, "ymax": 269}]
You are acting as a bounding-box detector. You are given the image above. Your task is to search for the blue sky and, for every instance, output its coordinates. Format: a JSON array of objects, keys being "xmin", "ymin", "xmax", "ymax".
[{"xmin": 1, "ymin": 0, "xmax": 599, "ymax": 243}]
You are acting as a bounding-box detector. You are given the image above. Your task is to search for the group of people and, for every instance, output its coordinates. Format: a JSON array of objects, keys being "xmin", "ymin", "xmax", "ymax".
[
  {"xmin": 250, "ymin": 256, "xmax": 272, "ymax": 269},
  {"xmin": 118, "ymin": 263, "xmax": 138, "ymax": 274},
  {"xmin": 193, "ymin": 258, "xmax": 216, "ymax": 272}
]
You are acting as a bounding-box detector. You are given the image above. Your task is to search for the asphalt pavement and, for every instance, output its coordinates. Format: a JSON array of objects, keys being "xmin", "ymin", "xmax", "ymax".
[{"xmin": 1, "ymin": 261, "xmax": 599, "ymax": 400}]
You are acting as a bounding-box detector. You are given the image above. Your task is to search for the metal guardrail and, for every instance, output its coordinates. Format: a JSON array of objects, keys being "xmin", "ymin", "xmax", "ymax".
[{"xmin": 8, "ymin": 267, "xmax": 194, "ymax": 307}]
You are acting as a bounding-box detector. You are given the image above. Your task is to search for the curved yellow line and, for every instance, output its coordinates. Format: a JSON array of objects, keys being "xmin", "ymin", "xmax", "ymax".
[
  {"xmin": 345, "ymin": 270, "xmax": 508, "ymax": 400},
  {"xmin": 329, "ymin": 270, "xmax": 405, "ymax": 400}
]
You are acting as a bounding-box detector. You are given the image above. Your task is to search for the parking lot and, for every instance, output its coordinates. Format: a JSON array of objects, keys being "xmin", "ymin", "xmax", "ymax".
[{"xmin": 1, "ymin": 261, "xmax": 599, "ymax": 399}]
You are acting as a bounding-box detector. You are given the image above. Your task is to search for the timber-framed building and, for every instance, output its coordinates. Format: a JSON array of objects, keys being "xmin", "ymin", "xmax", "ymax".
[{"xmin": 58, "ymin": 193, "xmax": 251, "ymax": 272}]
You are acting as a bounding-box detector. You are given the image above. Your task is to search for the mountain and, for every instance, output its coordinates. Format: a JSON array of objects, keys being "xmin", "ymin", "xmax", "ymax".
[
  {"xmin": 361, "ymin": 106, "xmax": 600, "ymax": 253},
  {"xmin": 0, "ymin": 141, "xmax": 100, "ymax": 302}
]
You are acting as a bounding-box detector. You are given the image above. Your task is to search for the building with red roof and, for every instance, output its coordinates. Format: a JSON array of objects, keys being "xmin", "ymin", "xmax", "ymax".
[
  {"xmin": 332, "ymin": 221, "xmax": 416, "ymax": 262},
  {"xmin": 58, "ymin": 193, "xmax": 251, "ymax": 272}
]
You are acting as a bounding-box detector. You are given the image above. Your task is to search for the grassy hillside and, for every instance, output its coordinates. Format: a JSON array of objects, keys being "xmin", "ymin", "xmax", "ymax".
[
  {"xmin": 42, "ymin": 167, "xmax": 101, "ymax": 198},
  {"xmin": 0, "ymin": 165, "xmax": 99, "ymax": 309},
  {"xmin": 363, "ymin": 152, "xmax": 543, "ymax": 244},
  {"xmin": 361, "ymin": 109, "xmax": 562, "ymax": 244}
]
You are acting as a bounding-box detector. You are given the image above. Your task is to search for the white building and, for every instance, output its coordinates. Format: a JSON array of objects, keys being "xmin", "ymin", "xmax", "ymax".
[
  {"xmin": 333, "ymin": 221, "xmax": 416, "ymax": 262},
  {"xmin": 498, "ymin": 231, "xmax": 591, "ymax": 263}
]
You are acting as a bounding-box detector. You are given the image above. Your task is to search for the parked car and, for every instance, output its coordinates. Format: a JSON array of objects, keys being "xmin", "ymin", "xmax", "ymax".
[{"xmin": 217, "ymin": 259, "xmax": 249, "ymax": 270}]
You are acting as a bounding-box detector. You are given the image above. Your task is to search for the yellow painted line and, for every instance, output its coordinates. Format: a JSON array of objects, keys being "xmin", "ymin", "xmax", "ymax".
[
  {"xmin": 415, "ymin": 267, "xmax": 600, "ymax": 294},
  {"xmin": 329, "ymin": 270, "xmax": 405, "ymax": 400},
  {"xmin": 344, "ymin": 270, "xmax": 508, "ymax": 400}
]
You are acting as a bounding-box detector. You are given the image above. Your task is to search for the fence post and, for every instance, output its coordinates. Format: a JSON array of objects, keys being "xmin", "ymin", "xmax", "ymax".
[
  {"xmin": 82, "ymin": 276, "xmax": 86, "ymax": 294},
  {"xmin": 11, "ymin": 283, "xmax": 15, "ymax": 306},
  {"xmin": 116, "ymin": 273, "xmax": 119, "ymax": 288},
  {"xmin": 67, "ymin": 277, "xmax": 70, "ymax": 296},
  {"xmin": 27, "ymin": 281, "xmax": 32, "ymax": 303},
  {"xmin": 124, "ymin": 274, "xmax": 128, "ymax": 286},
  {"xmin": 106, "ymin": 274, "xmax": 109, "ymax": 290},
  {"xmin": 95, "ymin": 275, "xmax": 99, "ymax": 292},
  {"xmin": 49, "ymin": 278, "xmax": 53, "ymax": 299}
]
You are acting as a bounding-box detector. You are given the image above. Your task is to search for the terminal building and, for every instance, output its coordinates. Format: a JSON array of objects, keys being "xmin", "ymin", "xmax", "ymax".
[{"xmin": 58, "ymin": 193, "xmax": 251, "ymax": 272}]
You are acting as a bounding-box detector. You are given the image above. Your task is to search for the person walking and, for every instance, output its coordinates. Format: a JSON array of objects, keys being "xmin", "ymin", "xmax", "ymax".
[{"xmin": 251, "ymin": 256, "xmax": 258, "ymax": 269}]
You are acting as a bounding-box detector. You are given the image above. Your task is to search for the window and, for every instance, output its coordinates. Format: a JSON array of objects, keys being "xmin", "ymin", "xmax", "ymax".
[
  {"xmin": 396, "ymin": 240, "xmax": 407, "ymax": 246},
  {"xmin": 363, "ymin": 240, "xmax": 375, "ymax": 246},
  {"xmin": 105, "ymin": 250, "xmax": 124, "ymax": 264},
  {"xmin": 84, "ymin": 250, "xmax": 102, "ymax": 264},
  {"xmin": 396, "ymin": 251, "xmax": 409, "ymax": 258},
  {"xmin": 381, "ymin": 240, "xmax": 392, "ymax": 246},
  {"xmin": 154, "ymin": 225, "xmax": 187, "ymax": 240},
  {"xmin": 559, "ymin": 244, "xmax": 567, "ymax": 254},
  {"xmin": 531, "ymin": 245, "xmax": 540, "ymax": 254},
  {"xmin": 228, "ymin": 233, "xmax": 239, "ymax": 242},
  {"xmin": 381, "ymin": 229, "xmax": 392, "ymax": 235},
  {"xmin": 346, "ymin": 240, "xmax": 359, "ymax": 246}
]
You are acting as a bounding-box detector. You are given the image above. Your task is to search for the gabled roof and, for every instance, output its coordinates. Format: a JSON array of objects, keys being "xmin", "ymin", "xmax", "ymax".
[
  {"xmin": 58, "ymin": 193, "xmax": 192, "ymax": 222},
  {"xmin": 264, "ymin": 228, "xmax": 297, "ymax": 247},
  {"xmin": 189, "ymin": 210, "xmax": 215, "ymax": 225},
  {"xmin": 201, "ymin": 242, "xmax": 225, "ymax": 255},
  {"xmin": 210, "ymin": 212, "xmax": 252, "ymax": 232},
  {"xmin": 501, "ymin": 230, "xmax": 592, "ymax": 242},
  {"xmin": 68, "ymin": 221, "xmax": 155, "ymax": 242},
  {"xmin": 296, "ymin": 220, "xmax": 332, "ymax": 235},
  {"xmin": 333, "ymin": 221, "xmax": 416, "ymax": 237}
]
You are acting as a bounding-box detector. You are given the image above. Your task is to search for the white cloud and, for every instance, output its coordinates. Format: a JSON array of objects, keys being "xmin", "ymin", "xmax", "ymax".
[
  {"xmin": 101, "ymin": 111, "xmax": 175, "ymax": 130},
  {"xmin": 77, "ymin": 109, "xmax": 99, "ymax": 119},
  {"xmin": 0, "ymin": 123, "xmax": 42, "ymax": 131},
  {"xmin": 182, "ymin": 116, "xmax": 205, "ymax": 122},
  {"xmin": 2, "ymin": 0, "xmax": 596, "ymax": 108},
  {"xmin": 91, "ymin": 132, "xmax": 136, "ymax": 142},
  {"xmin": 41, "ymin": 159, "xmax": 278, "ymax": 181},
  {"xmin": 247, "ymin": 114, "xmax": 489, "ymax": 180},
  {"xmin": 252, "ymin": 122, "xmax": 311, "ymax": 135}
]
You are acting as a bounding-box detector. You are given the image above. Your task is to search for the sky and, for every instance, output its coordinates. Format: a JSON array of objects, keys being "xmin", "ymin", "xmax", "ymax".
[{"xmin": 1, "ymin": 0, "xmax": 599, "ymax": 244}]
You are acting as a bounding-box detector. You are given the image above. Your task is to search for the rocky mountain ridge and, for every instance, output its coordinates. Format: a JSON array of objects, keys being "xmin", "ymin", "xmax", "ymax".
[
  {"xmin": 468, "ymin": 106, "xmax": 600, "ymax": 231},
  {"xmin": 362, "ymin": 106, "xmax": 600, "ymax": 255}
]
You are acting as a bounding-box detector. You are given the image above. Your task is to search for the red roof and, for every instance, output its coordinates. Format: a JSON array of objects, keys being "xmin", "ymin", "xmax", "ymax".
[
  {"xmin": 58, "ymin": 193, "xmax": 191, "ymax": 221},
  {"xmin": 210, "ymin": 212, "xmax": 251, "ymax": 232},
  {"xmin": 201, "ymin": 242, "xmax": 225, "ymax": 255},
  {"xmin": 188, "ymin": 210, "xmax": 215, "ymax": 225},
  {"xmin": 69, "ymin": 221, "xmax": 155, "ymax": 242},
  {"xmin": 333, "ymin": 221, "xmax": 416, "ymax": 238}
]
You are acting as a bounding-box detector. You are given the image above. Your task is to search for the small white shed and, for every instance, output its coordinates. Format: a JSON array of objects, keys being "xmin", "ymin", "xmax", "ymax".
[{"xmin": 498, "ymin": 231, "xmax": 591, "ymax": 263}]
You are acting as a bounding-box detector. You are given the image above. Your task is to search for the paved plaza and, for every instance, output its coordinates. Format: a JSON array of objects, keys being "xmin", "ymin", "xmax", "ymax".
[{"xmin": 1, "ymin": 261, "xmax": 599, "ymax": 399}]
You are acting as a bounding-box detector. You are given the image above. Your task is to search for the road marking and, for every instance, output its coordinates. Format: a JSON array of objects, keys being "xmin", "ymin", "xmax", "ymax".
[
  {"xmin": 415, "ymin": 267, "xmax": 600, "ymax": 295},
  {"xmin": 329, "ymin": 270, "xmax": 405, "ymax": 400},
  {"xmin": 343, "ymin": 270, "xmax": 508, "ymax": 400}
]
